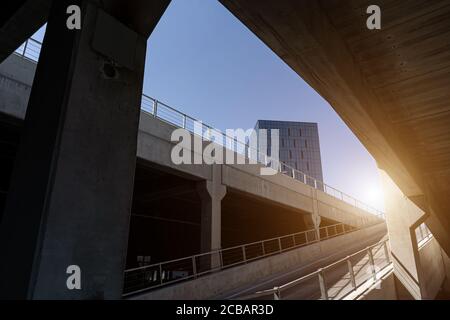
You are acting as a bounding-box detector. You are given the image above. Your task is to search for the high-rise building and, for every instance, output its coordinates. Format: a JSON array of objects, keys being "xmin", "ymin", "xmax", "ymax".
[{"xmin": 255, "ymin": 120, "xmax": 324, "ymax": 185}]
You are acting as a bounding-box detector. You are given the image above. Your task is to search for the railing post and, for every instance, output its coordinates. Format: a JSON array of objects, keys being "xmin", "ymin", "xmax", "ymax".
[
  {"xmin": 23, "ymin": 39, "xmax": 28, "ymax": 57},
  {"xmin": 273, "ymin": 287, "xmax": 281, "ymax": 300},
  {"xmin": 278, "ymin": 238, "xmax": 282, "ymax": 252},
  {"xmin": 334, "ymin": 225, "xmax": 338, "ymax": 236},
  {"xmin": 325, "ymin": 227, "xmax": 329, "ymax": 239},
  {"xmin": 292, "ymin": 235, "xmax": 296, "ymax": 247},
  {"xmin": 159, "ymin": 264, "xmax": 163, "ymax": 285},
  {"xmin": 153, "ymin": 99, "xmax": 158, "ymax": 117},
  {"xmin": 314, "ymin": 179, "xmax": 317, "ymax": 189},
  {"xmin": 318, "ymin": 269, "xmax": 328, "ymax": 300},
  {"xmin": 305, "ymin": 231, "xmax": 309, "ymax": 244},
  {"xmin": 219, "ymin": 250, "xmax": 223, "ymax": 268},
  {"xmin": 242, "ymin": 246, "xmax": 247, "ymax": 263},
  {"xmin": 383, "ymin": 241, "xmax": 390, "ymax": 263},
  {"xmin": 303, "ymin": 173, "xmax": 307, "ymax": 184},
  {"xmin": 367, "ymin": 248, "xmax": 376, "ymax": 281},
  {"xmin": 182, "ymin": 114, "xmax": 187, "ymax": 129},
  {"xmin": 292, "ymin": 170, "xmax": 296, "ymax": 179},
  {"xmin": 347, "ymin": 257, "xmax": 357, "ymax": 289},
  {"xmin": 192, "ymin": 256, "xmax": 197, "ymax": 278},
  {"xmin": 262, "ymin": 241, "xmax": 266, "ymax": 256}
]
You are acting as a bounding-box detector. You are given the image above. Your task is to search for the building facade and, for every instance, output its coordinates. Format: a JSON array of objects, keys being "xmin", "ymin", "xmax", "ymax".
[{"xmin": 255, "ymin": 120, "xmax": 324, "ymax": 184}]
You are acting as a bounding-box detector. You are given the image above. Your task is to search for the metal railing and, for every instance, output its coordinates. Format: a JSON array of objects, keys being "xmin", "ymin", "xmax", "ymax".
[
  {"xmin": 238, "ymin": 239, "xmax": 391, "ymax": 300},
  {"xmin": 123, "ymin": 222, "xmax": 365, "ymax": 296},
  {"xmin": 416, "ymin": 223, "xmax": 433, "ymax": 248},
  {"xmin": 13, "ymin": 38, "xmax": 385, "ymax": 219},
  {"xmin": 14, "ymin": 38, "xmax": 41, "ymax": 61}
]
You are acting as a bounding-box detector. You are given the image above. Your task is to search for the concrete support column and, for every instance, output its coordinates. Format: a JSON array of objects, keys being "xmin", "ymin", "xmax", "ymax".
[
  {"xmin": 197, "ymin": 165, "xmax": 227, "ymax": 269},
  {"xmin": 0, "ymin": 0, "xmax": 166, "ymax": 299},
  {"xmin": 379, "ymin": 169, "xmax": 425, "ymax": 299},
  {"xmin": 309, "ymin": 189, "xmax": 322, "ymax": 240}
]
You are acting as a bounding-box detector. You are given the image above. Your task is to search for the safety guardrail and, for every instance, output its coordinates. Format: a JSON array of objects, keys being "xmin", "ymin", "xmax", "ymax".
[
  {"xmin": 13, "ymin": 38, "xmax": 385, "ymax": 219},
  {"xmin": 141, "ymin": 94, "xmax": 385, "ymax": 219},
  {"xmin": 238, "ymin": 239, "xmax": 391, "ymax": 300},
  {"xmin": 122, "ymin": 222, "xmax": 372, "ymax": 296}
]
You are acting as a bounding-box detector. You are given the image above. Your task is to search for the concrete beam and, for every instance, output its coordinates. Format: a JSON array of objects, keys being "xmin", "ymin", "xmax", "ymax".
[
  {"xmin": 135, "ymin": 184, "xmax": 195, "ymax": 203},
  {"xmin": 380, "ymin": 169, "xmax": 425, "ymax": 299}
]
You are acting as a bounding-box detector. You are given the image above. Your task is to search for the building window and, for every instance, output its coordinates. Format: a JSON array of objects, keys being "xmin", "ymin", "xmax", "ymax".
[
  {"xmin": 293, "ymin": 140, "xmax": 296, "ymax": 148},
  {"xmin": 288, "ymin": 128, "xmax": 291, "ymax": 136},
  {"xmin": 295, "ymin": 162, "xmax": 298, "ymax": 170},
  {"xmin": 301, "ymin": 151, "xmax": 304, "ymax": 159},
  {"xmin": 305, "ymin": 140, "xmax": 308, "ymax": 148},
  {"xmin": 307, "ymin": 162, "xmax": 309, "ymax": 171},
  {"xmin": 289, "ymin": 150, "xmax": 292, "ymax": 159},
  {"xmin": 282, "ymin": 139, "xmax": 285, "ymax": 148}
]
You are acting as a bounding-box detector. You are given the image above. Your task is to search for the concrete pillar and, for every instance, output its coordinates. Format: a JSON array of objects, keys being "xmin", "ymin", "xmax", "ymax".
[
  {"xmin": 0, "ymin": 0, "xmax": 165, "ymax": 299},
  {"xmin": 197, "ymin": 165, "xmax": 227, "ymax": 269},
  {"xmin": 309, "ymin": 189, "xmax": 321, "ymax": 240},
  {"xmin": 379, "ymin": 169, "xmax": 426, "ymax": 299}
]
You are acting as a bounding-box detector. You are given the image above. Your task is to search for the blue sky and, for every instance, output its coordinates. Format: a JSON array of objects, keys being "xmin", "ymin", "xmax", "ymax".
[{"xmin": 31, "ymin": 0, "xmax": 384, "ymax": 211}]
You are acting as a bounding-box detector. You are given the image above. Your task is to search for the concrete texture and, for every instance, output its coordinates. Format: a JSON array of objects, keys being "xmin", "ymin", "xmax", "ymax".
[
  {"xmin": 196, "ymin": 165, "xmax": 227, "ymax": 258},
  {"xmin": 219, "ymin": 0, "xmax": 450, "ymax": 258},
  {"xmin": 381, "ymin": 169, "xmax": 450, "ymax": 299},
  {"xmin": 137, "ymin": 113, "xmax": 381, "ymax": 229},
  {"xmin": 380, "ymin": 169, "xmax": 424, "ymax": 299},
  {"xmin": 353, "ymin": 269, "xmax": 397, "ymax": 300},
  {"xmin": 0, "ymin": 51, "xmax": 382, "ymax": 231},
  {"xmin": 0, "ymin": 54, "xmax": 35, "ymax": 118},
  {"xmin": 225, "ymin": 236, "xmax": 390, "ymax": 300},
  {"xmin": 0, "ymin": 0, "xmax": 50, "ymax": 63},
  {"xmin": 0, "ymin": 1, "xmax": 169, "ymax": 299},
  {"xmin": 418, "ymin": 237, "xmax": 448, "ymax": 299},
  {"xmin": 129, "ymin": 222, "xmax": 386, "ymax": 300}
]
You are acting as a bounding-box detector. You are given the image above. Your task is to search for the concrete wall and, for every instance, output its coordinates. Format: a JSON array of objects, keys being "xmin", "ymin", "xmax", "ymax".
[
  {"xmin": 418, "ymin": 238, "xmax": 447, "ymax": 299},
  {"xmin": 137, "ymin": 113, "xmax": 382, "ymax": 228},
  {"xmin": 0, "ymin": 54, "xmax": 35, "ymax": 119},
  {"xmin": 0, "ymin": 54, "xmax": 382, "ymax": 229},
  {"xmin": 380, "ymin": 169, "xmax": 424, "ymax": 299},
  {"xmin": 130, "ymin": 222, "xmax": 387, "ymax": 300},
  {"xmin": 357, "ymin": 270, "xmax": 398, "ymax": 300},
  {"xmin": 350, "ymin": 237, "xmax": 450, "ymax": 300},
  {"xmin": 441, "ymin": 247, "xmax": 450, "ymax": 293}
]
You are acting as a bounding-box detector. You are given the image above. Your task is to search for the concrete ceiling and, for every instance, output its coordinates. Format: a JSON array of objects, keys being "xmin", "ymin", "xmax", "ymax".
[{"xmin": 219, "ymin": 0, "xmax": 450, "ymax": 253}]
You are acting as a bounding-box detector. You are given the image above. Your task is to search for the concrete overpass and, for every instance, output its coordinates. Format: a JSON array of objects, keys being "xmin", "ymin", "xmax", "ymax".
[
  {"xmin": 219, "ymin": 0, "xmax": 450, "ymax": 299},
  {"xmin": 0, "ymin": 39, "xmax": 384, "ymax": 298}
]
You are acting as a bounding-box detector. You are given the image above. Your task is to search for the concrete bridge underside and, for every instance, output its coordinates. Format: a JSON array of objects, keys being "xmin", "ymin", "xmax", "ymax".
[
  {"xmin": 0, "ymin": 42, "xmax": 382, "ymax": 299},
  {"xmin": 219, "ymin": 0, "xmax": 450, "ymax": 299},
  {"xmin": 2, "ymin": 0, "xmax": 445, "ymax": 299}
]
